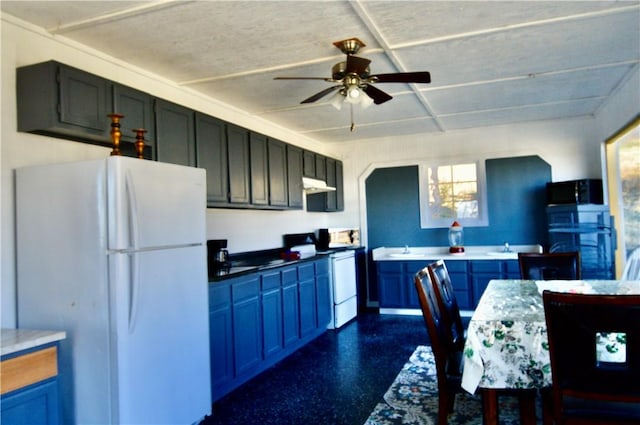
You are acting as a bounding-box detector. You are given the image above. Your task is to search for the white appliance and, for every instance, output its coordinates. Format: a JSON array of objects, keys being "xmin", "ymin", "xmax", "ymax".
[
  {"xmin": 328, "ymin": 250, "xmax": 358, "ymax": 329},
  {"xmin": 16, "ymin": 157, "xmax": 211, "ymax": 425}
]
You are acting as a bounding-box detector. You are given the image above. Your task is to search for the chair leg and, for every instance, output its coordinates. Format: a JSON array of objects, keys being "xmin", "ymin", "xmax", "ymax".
[
  {"xmin": 438, "ymin": 394, "xmax": 450, "ymax": 425},
  {"xmin": 540, "ymin": 387, "xmax": 554, "ymax": 425},
  {"xmin": 482, "ymin": 389, "xmax": 499, "ymax": 425},
  {"xmin": 517, "ymin": 389, "xmax": 537, "ymax": 425}
]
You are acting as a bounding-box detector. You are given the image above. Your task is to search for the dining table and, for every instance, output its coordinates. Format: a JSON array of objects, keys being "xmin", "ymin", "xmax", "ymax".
[{"xmin": 461, "ymin": 279, "xmax": 640, "ymax": 425}]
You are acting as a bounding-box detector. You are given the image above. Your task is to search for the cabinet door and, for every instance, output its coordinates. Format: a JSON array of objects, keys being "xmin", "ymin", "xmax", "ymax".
[
  {"xmin": 195, "ymin": 113, "xmax": 228, "ymax": 205},
  {"xmin": 282, "ymin": 282, "xmax": 300, "ymax": 347},
  {"xmin": 298, "ymin": 278, "xmax": 317, "ymax": 337},
  {"xmin": 267, "ymin": 138, "xmax": 288, "ymax": 207},
  {"xmin": 1, "ymin": 379, "xmax": 60, "ymax": 425},
  {"xmin": 232, "ymin": 277, "xmax": 261, "ymax": 376},
  {"xmin": 155, "ymin": 99, "xmax": 195, "ymax": 166},
  {"xmin": 262, "ymin": 289, "xmax": 283, "ymax": 358},
  {"xmin": 325, "ymin": 158, "xmax": 338, "ymax": 211},
  {"xmin": 315, "ymin": 155, "xmax": 327, "ymax": 180},
  {"xmin": 377, "ymin": 272, "xmax": 405, "ymax": 308},
  {"xmin": 249, "ymin": 132, "xmax": 269, "ymax": 206},
  {"xmin": 209, "ymin": 283, "xmax": 232, "ymax": 399},
  {"xmin": 303, "ymin": 150, "xmax": 316, "ymax": 177},
  {"xmin": 287, "ymin": 145, "xmax": 303, "ymax": 209},
  {"xmin": 315, "ymin": 266, "xmax": 331, "ymax": 329},
  {"xmin": 470, "ymin": 260, "xmax": 502, "ymax": 307},
  {"xmin": 112, "ymin": 83, "xmax": 155, "ymax": 159},
  {"xmin": 59, "ymin": 64, "xmax": 110, "ymax": 136},
  {"xmin": 335, "ymin": 160, "xmax": 344, "ymax": 211},
  {"xmin": 227, "ymin": 124, "xmax": 251, "ymax": 205}
]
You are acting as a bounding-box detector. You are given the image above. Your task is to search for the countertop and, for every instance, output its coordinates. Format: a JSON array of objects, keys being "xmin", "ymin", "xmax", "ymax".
[
  {"xmin": 372, "ymin": 245, "xmax": 542, "ymax": 261},
  {"xmin": 209, "ymin": 252, "xmax": 333, "ymax": 282},
  {"xmin": 1, "ymin": 329, "xmax": 66, "ymax": 356}
]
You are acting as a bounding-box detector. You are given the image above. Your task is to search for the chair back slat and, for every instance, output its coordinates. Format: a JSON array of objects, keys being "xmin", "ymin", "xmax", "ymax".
[{"xmin": 427, "ymin": 260, "xmax": 465, "ymax": 351}]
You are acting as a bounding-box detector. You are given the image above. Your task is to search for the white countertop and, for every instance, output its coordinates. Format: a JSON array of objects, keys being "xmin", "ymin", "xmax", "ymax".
[
  {"xmin": 372, "ymin": 245, "xmax": 543, "ymax": 261},
  {"xmin": 1, "ymin": 329, "xmax": 66, "ymax": 356}
]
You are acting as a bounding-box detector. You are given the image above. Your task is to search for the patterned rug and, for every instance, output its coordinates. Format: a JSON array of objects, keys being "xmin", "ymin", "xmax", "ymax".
[{"xmin": 365, "ymin": 346, "xmax": 541, "ymax": 425}]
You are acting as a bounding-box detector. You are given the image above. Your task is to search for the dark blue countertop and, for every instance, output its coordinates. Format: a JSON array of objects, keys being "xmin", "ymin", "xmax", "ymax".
[{"xmin": 208, "ymin": 253, "xmax": 331, "ymax": 282}]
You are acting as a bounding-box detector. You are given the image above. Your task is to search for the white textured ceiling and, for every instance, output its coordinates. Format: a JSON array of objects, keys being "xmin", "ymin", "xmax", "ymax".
[{"xmin": 2, "ymin": 1, "xmax": 639, "ymax": 143}]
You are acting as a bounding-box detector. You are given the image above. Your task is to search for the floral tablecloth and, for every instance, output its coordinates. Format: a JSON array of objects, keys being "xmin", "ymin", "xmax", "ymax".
[{"xmin": 461, "ymin": 279, "xmax": 640, "ymax": 394}]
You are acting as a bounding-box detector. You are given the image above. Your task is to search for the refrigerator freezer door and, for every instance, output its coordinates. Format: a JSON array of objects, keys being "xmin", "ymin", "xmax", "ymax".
[
  {"xmin": 107, "ymin": 157, "xmax": 206, "ymax": 251},
  {"xmin": 110, "ymin": 245, "xmax": 211, "ymax": 424}
]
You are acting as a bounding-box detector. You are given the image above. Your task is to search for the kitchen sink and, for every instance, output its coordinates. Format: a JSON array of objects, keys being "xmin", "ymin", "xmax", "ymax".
[
  {"xmin": 485, "ymin": 251, "xmax": 518, "ymax": 259},
  {"xmin": 389, "ymin": 253, "xmax": 428, "ymax": 259}
]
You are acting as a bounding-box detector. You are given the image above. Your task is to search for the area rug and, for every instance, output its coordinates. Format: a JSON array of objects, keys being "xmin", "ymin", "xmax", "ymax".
[{"xmin": 365, "ymin": 346, "xmax": 541, "ymax": 425}]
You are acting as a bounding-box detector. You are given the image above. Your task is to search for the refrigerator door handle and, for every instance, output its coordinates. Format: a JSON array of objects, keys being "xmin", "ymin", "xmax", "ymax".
[
  {"xmin": 125, "ymin": 171, "xmax": 140, "ymax": 250},
  {"xmin": 125, "ymin": 171, "xmax": 141, "ymax": 333},
  {"xmin": 128, "ymin": 251, "xmax": 140, "ymax": 333}
]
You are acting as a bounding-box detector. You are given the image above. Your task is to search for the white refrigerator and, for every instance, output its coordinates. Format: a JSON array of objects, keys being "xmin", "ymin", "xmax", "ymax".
[{"xmin": 16, "ymin": 156, "xmax": 211, "ymax": 425}]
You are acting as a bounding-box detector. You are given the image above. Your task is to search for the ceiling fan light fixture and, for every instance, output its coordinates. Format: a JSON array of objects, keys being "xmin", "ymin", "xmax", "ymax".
[{"xmin": 330, "ymin": 90, "xmax": 345, "ymax": 110}]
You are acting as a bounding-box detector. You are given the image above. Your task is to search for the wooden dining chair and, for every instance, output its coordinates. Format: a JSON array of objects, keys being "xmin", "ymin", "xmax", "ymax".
[
  {"xmin": 427, "ymin": 259, "xmax": 466, "ymax": 351},
  {"xmin": 414, "ymin": 267, "xmax": 464, "ymax": 425},
  {"xmin": 518, "ymin": 252, "xmax": 581, "ymax": 280},
  {"xmin": 542, "ymin": 291, "xmax": 640, "ymax": 424}
]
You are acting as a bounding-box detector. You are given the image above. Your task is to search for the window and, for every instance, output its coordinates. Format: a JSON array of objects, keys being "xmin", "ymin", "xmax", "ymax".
[
  {"xmin": 606, "ymin": 116, "xmax": 640, "ymax": 274},
  {"xmin": 419, "ymin": 160, "xmax": 488, "ymax": 228}
]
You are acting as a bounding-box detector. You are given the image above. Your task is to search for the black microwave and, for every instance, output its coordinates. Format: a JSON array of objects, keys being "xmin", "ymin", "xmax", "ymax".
[{"xmin": 546, "ymin": 179, "xmax": 603, "ymax": 205}]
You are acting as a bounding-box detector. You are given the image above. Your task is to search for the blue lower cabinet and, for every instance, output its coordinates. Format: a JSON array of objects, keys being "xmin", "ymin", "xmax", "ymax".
[
  {"xmin": 315, "ymin": 264, "xmax": 331, "ymax": 329},
  {"xmin": 209, "ymin": 282, "xmax": 233, "ymax": 399},
  {"xmin": 232, "ymin": 276, "xmax": 262, "ymax": 376},
  {"xmin": 261, "ymin": 271, "xmax": 283, "ymax": 359},
  {"xmin": 1, "ymin": 379, "xmax": 60, "ymax": 425},
  {"xmin": 1, "ymin": 342, "xmax": 62, "ymax": 425},
  {"xmin": 209, "ymin": 258, "xmax": 330, "ymax": 400},
  {"xmin": 377, "ymin": 259, "xmax": 520, "ymax": 310}
]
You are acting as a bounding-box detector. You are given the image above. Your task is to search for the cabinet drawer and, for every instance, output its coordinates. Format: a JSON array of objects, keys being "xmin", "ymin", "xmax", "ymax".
[
  {"xmin": 405, "ymin": 261, "xmax": 428, "ymax": 276},
  {"xmin": 261, "ymin": 271, "xmax": 281, "ymax": 291},
  {"xmin": 298, "ymin": 263, "xmax": 315, "ymax": 281},
  {"xmin": 209, "ymin": 283, "xmax": 231, "ymax": 309},
  {"xmin": 1, "ymin": 346, "xmax": 58, "ymax": 395},
  {"xmin": 377, "ymin": 261, "xmax": 403, "ymax": 273},
  {"xmin": 470, "ymin": 260, "xmax": 502, "ymax": 273},
  {"xmin": 232, "ymin": 277, "xmax": 260, "ymax": 302}
]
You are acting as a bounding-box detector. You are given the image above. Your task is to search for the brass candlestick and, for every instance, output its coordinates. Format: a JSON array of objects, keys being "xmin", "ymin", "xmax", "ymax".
[
  {"xmin": 108, "ymin": 113, "xmax": 124, "ymax": 156},
  {"xmin": 132, "ymin": 128, "xmax": 147, "ymax": 159}
]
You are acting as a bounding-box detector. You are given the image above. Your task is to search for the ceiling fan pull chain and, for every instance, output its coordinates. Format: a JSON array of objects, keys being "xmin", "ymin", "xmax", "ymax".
[{"xmin": 350, "ymin": 103, "xmax": 355, "ymax": 132}]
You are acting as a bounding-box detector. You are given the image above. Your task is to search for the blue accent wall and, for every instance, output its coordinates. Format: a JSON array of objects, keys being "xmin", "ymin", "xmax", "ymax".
[{"xmin": 365, "ymin": 155, "xmax": 551, "ymax": 249}]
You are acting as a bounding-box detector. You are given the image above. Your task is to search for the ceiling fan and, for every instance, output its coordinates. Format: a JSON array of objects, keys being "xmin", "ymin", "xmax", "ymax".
[{"xmin": 274, "ymin": 37, "xmax": 431, "ymax": 108}]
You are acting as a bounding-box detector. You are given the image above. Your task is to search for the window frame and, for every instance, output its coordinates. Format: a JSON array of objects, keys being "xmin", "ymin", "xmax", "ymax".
[{"xmin": 418, "ymin": 159, "xmax": 489, "ymax": 228}]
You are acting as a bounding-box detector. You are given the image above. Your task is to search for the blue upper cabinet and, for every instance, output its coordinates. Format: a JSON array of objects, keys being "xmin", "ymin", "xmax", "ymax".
[
  {"xmin": 227, "ymin": 124, "xmax": 251, "ymax": 205},
  {"xmin": 195, "ymin": 113, "xmax": 228, "ymax": 205},
  {"xmin": 154, "ymin": 99, "xmax": 196, "ymax": 167}
]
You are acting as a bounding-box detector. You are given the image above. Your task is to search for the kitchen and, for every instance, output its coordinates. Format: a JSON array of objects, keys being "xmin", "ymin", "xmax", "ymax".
[{"xmin": 1, "ymin": 2, "xmax": 639, "ymax": 424}]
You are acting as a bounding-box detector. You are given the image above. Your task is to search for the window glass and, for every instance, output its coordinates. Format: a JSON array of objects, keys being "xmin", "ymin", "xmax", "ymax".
[{"xmin": 420, "ymin": 160, "xmax": 487, "ymax": 228}]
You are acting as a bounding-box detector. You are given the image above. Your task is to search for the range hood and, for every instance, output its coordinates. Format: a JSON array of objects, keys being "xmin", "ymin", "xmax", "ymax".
[{"xmin": 303, "ymin": 177, "xmax": 336, "ymax": 194}]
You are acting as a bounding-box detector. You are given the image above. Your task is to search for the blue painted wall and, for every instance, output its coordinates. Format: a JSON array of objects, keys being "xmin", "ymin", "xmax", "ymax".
[{"xmin": 365, "ymin": 155, "xmax": 551, "ymax": 249}]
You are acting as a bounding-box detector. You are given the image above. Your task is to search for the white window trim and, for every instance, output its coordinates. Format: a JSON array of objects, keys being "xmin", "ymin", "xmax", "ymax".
[{"xmin": 418, "ymin": 160, "xmax": 489, "ymax": 228}]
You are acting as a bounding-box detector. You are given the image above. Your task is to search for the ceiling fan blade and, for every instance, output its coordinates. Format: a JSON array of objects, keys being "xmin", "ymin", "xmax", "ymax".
[
  {"xmin": 362, "ymin": 84, "xmax": 393, "ymax": 105},
  {"xmin": 274, "ymin": 77, "xmax": 333, "ymax": 81},
  {"xmin": 301, "ymin": 85, "xmax": 341, "ymax": 104},
  {"xmin": 369, "ymin": 72, "xmax": 431, "ymax": 84},
  {"xmin": 345, "ymin": 55, "xmax": 371, "ymax": 75}
]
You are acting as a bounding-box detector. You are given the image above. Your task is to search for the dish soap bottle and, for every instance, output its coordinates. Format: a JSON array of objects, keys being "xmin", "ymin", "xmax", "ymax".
[{"xmin": 448, "ymin": 221, "xmax": 465, "ymax": 254}]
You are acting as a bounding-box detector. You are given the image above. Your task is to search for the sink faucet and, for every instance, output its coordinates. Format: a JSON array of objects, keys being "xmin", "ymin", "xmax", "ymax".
[
  {"xmin": 503, "ymin": 242, "xmax": 511, "ymax": 253},
  {"xmin": 403, "ymin": 245, "xmax": 410, "ymax": 254}
]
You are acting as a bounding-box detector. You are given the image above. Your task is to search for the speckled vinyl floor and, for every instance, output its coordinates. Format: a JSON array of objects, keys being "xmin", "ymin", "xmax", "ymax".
[{"xmin": 203, "ymin": 313, "xmax": 426, "ymax": 425}]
